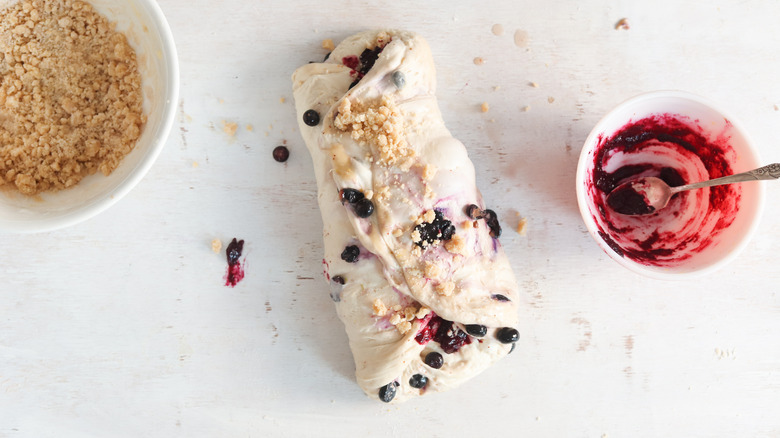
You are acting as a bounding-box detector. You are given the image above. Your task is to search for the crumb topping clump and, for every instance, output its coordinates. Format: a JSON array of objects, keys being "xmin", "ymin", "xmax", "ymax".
[
  {"xmin": 333, "ymin": 95, "xmax": 415, "ymax": 171},
  {"xmin": 0, "ymin": 0, "xmax": 145, "ymax": 195},
  {"xmin": 373, "ymin": 298, "xmax": 430, "ymax": 335},
  {"xmin": 444, "ymin": 234, "xmax": 466, "ymax": 255}
]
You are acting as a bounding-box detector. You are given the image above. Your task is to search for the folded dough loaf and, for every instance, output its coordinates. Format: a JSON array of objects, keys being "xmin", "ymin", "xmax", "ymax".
[{"xmin": 292, "ymin": 29, "xmax": 520, "ymax": 403}]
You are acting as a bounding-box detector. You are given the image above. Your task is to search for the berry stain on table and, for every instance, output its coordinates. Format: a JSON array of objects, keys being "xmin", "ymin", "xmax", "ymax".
[{"xmin": 225, "ymin": 238, "xmax": 246, "ymax": 287}]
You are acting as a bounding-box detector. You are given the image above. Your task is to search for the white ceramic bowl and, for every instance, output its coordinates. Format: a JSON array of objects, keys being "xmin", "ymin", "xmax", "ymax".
[
  {"xmin": 576, "ymin": 91, "xmax": 764, "ymax": 279},
  {"xmin": 0, "ymin": 0, "xmax": 179, "ymax": 233}
]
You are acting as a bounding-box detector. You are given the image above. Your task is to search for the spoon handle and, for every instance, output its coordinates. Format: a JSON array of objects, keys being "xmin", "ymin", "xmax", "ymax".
[{"xmin": 672, "ymin": 163, "xmax": 780, "ymax": 193}]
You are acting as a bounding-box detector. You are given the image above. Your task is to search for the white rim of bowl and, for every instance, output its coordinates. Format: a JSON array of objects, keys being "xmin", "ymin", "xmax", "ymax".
[
  {"xmin": 576, "ymin": 90, "xmax": 766, "ymax": 280},
  {"xmin": 5, "ymin": 1, "xmax": 180, "ymax": 234}
]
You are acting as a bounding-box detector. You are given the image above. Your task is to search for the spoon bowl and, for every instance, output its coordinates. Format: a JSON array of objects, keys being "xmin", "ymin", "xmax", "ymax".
[
  {"xmin": 606, "ymin": 177, "xmax": 671, "ymax": 215},
  {"xmin": 606, "ymin": 163, "xmax": 780, "ymax": 216}
]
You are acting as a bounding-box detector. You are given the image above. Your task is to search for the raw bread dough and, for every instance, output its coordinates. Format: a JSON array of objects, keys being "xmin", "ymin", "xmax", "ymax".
[{"xmin": 292, "ymin": 29, "xmax": 520, "ymax": 403}]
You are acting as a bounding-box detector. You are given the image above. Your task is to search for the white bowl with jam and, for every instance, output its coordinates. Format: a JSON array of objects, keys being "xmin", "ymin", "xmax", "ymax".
[{"xmin": 576, "ymin": 91, "xmax": 764, "ymax": 278}]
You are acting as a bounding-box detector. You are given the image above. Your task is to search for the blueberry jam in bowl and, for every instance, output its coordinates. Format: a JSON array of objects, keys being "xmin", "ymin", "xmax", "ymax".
[{"xmin": 576, "ymin": 91, "xmax": 764, "ymax": 278}]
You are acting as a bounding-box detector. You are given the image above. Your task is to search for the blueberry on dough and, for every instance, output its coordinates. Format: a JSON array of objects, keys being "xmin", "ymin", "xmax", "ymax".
[
  {"xmin": 392, "ymin": 70, "xmax": 406, "ymax": 89},
  {"xmin": 409, "ymin": 374, "xmax": 428, "ymax": 389},
  {"xmin": 464, "ymin": 324, "xmax": 488, "ymax": 337},
  {"xmin": 424, "ymin": 352, "xmax": 444, "ymax": 369},
  {"xmin": 303, "ymin": 109, "xmax": 320, "ymax": 126},
  {"xmin": 353, "ymin": 198, "xmax": 374, "ymax": 218},
  {"xmin": 339, "ymin": 188, "xmax": 364, "ymax": 204},
  {"xmin": 496, "ymin": 327, "xmax": 519, "ymax": 344},
  {"xmin": 341, "ymin": 245, "xmax": 360, "ymax": 263},
  {"xmin": 378, "ymin": 381, "xmax": 398, "ymax": 403}
]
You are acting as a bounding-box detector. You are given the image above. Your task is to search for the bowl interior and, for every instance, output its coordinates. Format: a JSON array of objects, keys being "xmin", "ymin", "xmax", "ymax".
[
  {"xmin": 576, "ymin": 91, "xmax": 764, "ymax": 278},
  {"xmin": 0, "ymin": 0, "xmax": 178, "ymax": 233}
]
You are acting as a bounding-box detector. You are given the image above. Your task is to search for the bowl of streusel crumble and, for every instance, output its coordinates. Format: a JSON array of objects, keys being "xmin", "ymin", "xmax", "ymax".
[{"xmin": 0, "ymin": 0, "xmax": 178, "ymax": 232}]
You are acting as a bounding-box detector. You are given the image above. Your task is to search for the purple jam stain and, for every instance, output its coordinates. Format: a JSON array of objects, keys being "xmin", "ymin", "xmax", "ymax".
[
  {"xmin": 225, "ymin": 238, "xmax": 245, "ymax": 287},
  {"xmin": 414, "ymin": 314, "xmax": 472, "ymax": 354}
]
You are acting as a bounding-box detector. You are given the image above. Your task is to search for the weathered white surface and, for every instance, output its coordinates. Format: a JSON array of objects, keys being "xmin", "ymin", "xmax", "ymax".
[{"xmin": 1, "ymin": 1, "xmax": 779, "ymax": 437}]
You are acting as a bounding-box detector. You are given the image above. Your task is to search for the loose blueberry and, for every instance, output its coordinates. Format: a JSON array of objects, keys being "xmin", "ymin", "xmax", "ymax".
[
  {"xmin": 491, "ymin": 294, "xmax": 510, "ymax": 302},
  {"xmin": 392, "ymin": 70, "xmax": 406, "ymax": 89},
  {"xmin": 409, "ymin": 374, "xmax": 428, "ymax": 389},
  {"xmin": 331, "ymin": 275, "xmax": 345, "ymax": 284},
  {"xmin": 341, "ymin": 245, "xmax": 360, "ymax": 263},
  {"xmin": 339, "ymin": 188, "xmax": 364, "ymax": 204},
  {"xmin": 226, "ymin": 238, "xmax": 244, "ymax": 265},
  {"xmin": 378, "ymin": 382, "xmax": 397, "ymax": 403},
  {"xmin": 303, "ymin": 109, "xmax": 320, "ymax": 126},
  {"xmin": 424, "ymin": 352, "xmax": 444, "ymax": 369},
  {"xmin": 272, "ymin": 145, "xmax": 289, "ymax": 162},
  {"xmin": 353, "ymin": 198, "xmax": 374, "ymax": 218},
  {"xmin": 465, "ymin": 324, "xmax": 488, "ymax": 337},
  {"xmin": 496, "ymin": 327, "xmax": 519, "ymax": 344}
]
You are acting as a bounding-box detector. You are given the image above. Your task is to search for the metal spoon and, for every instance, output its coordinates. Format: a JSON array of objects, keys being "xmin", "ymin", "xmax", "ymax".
[{"xmin": 606, "ymin": 163, "xmax": 780, "ymax": 216}]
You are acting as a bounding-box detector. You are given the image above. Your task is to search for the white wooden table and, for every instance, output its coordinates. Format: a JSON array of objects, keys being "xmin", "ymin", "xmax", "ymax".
[{"xmin": 2, "ymin": 1, "xmax": 779, "ymax": 436}]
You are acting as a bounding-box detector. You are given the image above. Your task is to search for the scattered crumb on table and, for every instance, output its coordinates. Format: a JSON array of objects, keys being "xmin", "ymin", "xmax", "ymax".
[
  {"xmin": 222, "ymin": 121, "xmax": 238, "ymax": 137},
  {"xmin": 473, "ymin": 57, "xmax": 486, "ymax": 65},
  {"xmin": 211, "ymin": 239, "xmax": 222, "ymax": 253},
  {"xmin": 491, "ymin": 23, "xmax": 504, "ymax": 36},
  {"xmin": 548, "ymin": 96, "xmax": 555, "ymax": 103},
  {"xmin": 480, "ymin": 102, "xmax": 490, "ymax": 113},
  {"xmin": 615, "ymin": 18, "xmax": 630, "ymax": 30},
  {"xmin": 530, "ymin": 81, "xmax": 539, "ymax": 88},
  {"xmin": 321, "ymin": 38, "xmax": 335, "ymax": 51},
  {"xmin": 514, "ymin": 29, "xmax": 529, "ymax": 47},
  {"xmin": 516, "ymin": 216, "xmax": 528, "ymax": 236}
]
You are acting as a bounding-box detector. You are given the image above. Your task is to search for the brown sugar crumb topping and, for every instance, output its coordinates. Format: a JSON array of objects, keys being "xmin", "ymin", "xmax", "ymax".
[
  {"xmin": 333, "ymin": 95, "xmax": 415, "ymax": 171},
  {"xmin": 377, "ymin": 300, "xmax": 430, "ymax": 335},
  {"xmin": 372, "ymin": 298, "xmax": 388, "ymax": 317},
  {"xmin": 444, "ymin": 234, "xmax": 467, "ymax": 255},
  {"xmin": 0, "ymin": 0, "xmax": 145, "ymax": 195},
  {"xmin": 421, "ymin": 163, "xmax": 437, "ymax": 181},
  {"xmin": 435, "ymin": 281, "xmax": 455, "ymax": 297}
]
